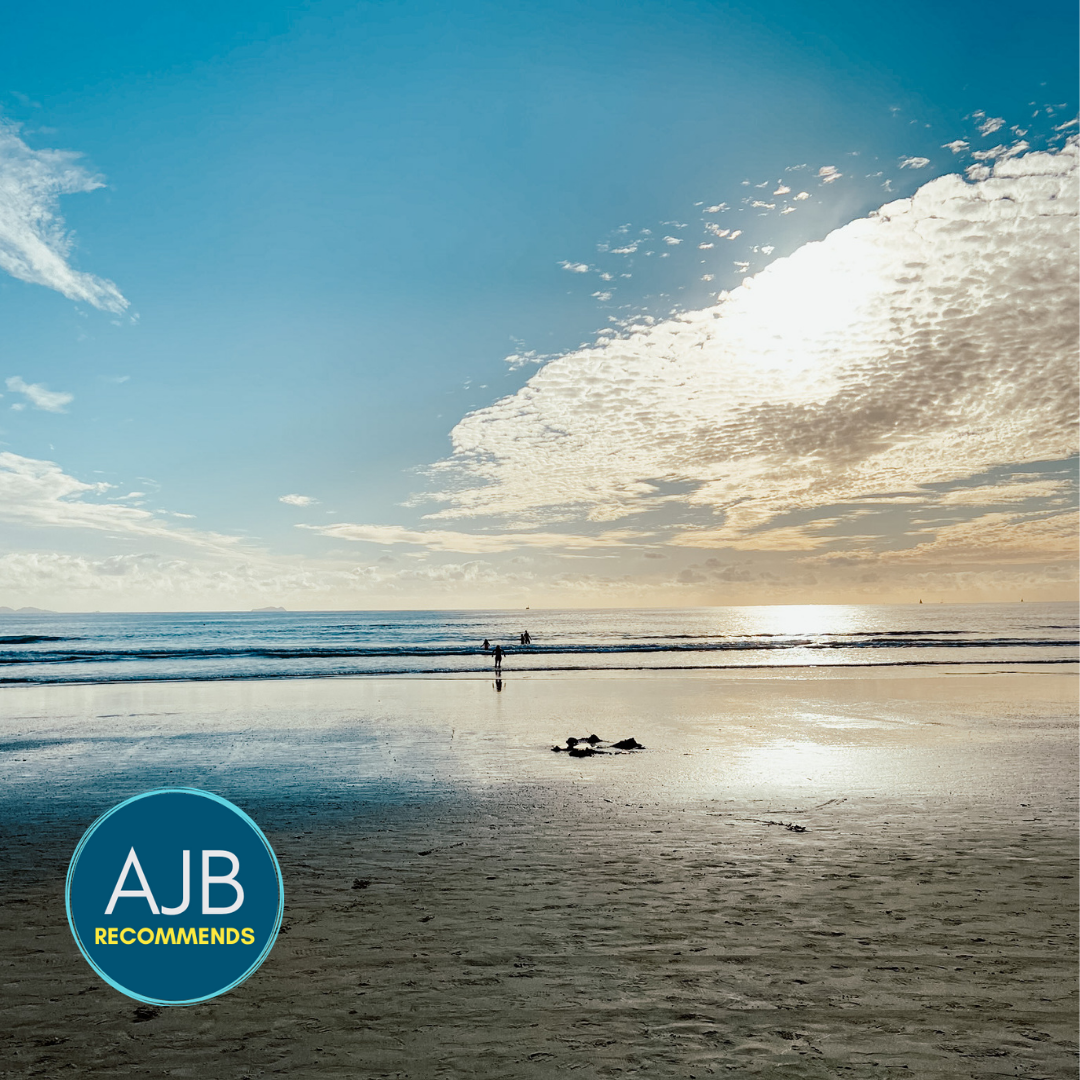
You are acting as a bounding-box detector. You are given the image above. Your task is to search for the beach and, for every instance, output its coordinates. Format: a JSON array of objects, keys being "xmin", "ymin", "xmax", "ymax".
[{"xmin": 1, "ymin": 666, "xmax": 1077, "ymax": 1078}]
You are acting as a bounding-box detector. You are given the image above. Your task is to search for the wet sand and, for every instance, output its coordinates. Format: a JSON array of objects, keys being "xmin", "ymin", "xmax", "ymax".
[{"xmin": 1, "ymin": 667, "xmax": 1077, "ymax": 1077}]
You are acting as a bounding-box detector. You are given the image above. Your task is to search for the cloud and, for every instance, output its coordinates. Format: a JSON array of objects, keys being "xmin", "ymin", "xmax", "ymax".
[
  {"xmin": 279, "ymin": 493, "xmax": 318, "ymax": 506},
  {"xmin": 931, "ymin": 478, "xmax": 1071, "ymax": 507},
  {"xmin": 559, "ymin": 261, "xmax": 591, "ymax": 273},
  {"xmin": 421, "ymin": 141, "xmax": 1078, "ymax": 567},
  {"xmin": 0, "ymin": 451, "xmax": 242, "ymax": 552},
  {"xmin": 899, "ymin": 156, "xmax": 930, "ymax": 169},
  {"xmin": 817, "ymin": 165, "xmax": 842, "ymax": 183},
  {"xmin": 299, "ymin": 522, "xmax": 642, "ymax": 553},
  {"xmin": 942, "ymin": 140, "xmax": 969, "ymax": 154},
  {"xmin": 793, "ymin": 191, "xmax": 811, "ymax": 201},
  {"xmin": 0, "ymin": 120, "xmax": 128, "ymax": 312},
  {"xmin": 971, "ymin": 142, "xmax": 1030, "ymax": 163},
  {"xmin": 977, "ymin": 116, "xmax": 1005, "ymax": 136},
  {"xmin": 5, "ymin": 375, "xmax": 73, "ymax": 412},
  {"xmin": 808, "ymin": 511, "xmax": 1078, "ymax": 567},
  {"xmin": 662, "ymin": 236, "xmax": 682, "ymax": 245}
]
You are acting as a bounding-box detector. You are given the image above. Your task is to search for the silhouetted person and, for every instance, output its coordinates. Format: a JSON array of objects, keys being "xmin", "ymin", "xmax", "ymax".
[
  {"xmin": 524, "ymin": 630, "xmax": 531, "ymax": 644},
  {"xmin": 482, "ymin": 638, "xmax": 490, "ymax": 650},
  {"xmin": 493, "ymin": 645, "xmax": 503, "ymax": 672}
]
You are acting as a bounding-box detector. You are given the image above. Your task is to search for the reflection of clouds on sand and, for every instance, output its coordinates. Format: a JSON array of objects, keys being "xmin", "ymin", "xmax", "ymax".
[{"xmin": 2, "ymin": 671, "xmax": 1072, "ymax": 824}]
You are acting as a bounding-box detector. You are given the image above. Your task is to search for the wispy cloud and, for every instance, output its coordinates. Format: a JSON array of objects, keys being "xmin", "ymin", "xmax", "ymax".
[
  {"xmin": 0, "ymin": 120, "xmax": 128, "ymax": 312},
  {"xmin": 0, "ymin": 451, "xmax": 241, "ymax": 552},
  {"xmin": 300, "ymin": 522, "xmax": 642, "ymax": 553},
  {"xmin": 899, "ymin": 156, "xmax": 930, "ymax": 169},
  {"xmin": 5, "ymin": 375, "xmax": 73, "ymax": 412},
  {"xmin": 279, "ymin": 493, "xmax": 318, "ymax": 506}
]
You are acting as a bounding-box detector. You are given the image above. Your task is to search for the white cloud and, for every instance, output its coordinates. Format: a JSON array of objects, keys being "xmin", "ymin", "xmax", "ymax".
[
  {"xmin": 793, "ymin": 191, "xmax": 811, "ymax": 201},
  {"xmin": 559, "ymin": 260, "xmax": 590, "ymax": 273},
  {"xmin": 814, "ymin": 511, "xmax": 1078, "ymax": 567},
  {"xmin": 0, "ymin": 451, "xmax": 243, "ymax": 553},
  {"xmin": 421, "ymin": 141, "xmax": 1079, "ymax": 562},
  {"xmin": 932, "ymin": 479, "xmax": 1071, "ymax": 506},
  {"xmin": 942, "ymin": 140, "xmax": 969, "ymax": 154},
  {"xmin": 299, "ymin": 522, "xmax": 642, "ymax": 553},
  {"xmin": 899, "ymin": 156, "xmax": 930, "ymax": 169},
  {"xmin": 0, "ymin": 120, "xmax": 128, "ymax": 312},
  {"xmin": 662, "ymin": 235, "xmax": 682, "ymax": 245},
  {"xmin": 773, "ymin": 184, "xmax": 791, "ymax": 195},
  {"xmin": 817, "ymin": 165, "xmax": 842, "ymax": 183},
  {"xmin": 279, "ymin": 493, "xmax": 318, "ymax": 506},
  {"xmin": 978, "ymin": 116, "xmax": 1005, "ymax": 136},
  {"xmin": 5, "ymin": 375, "xmax": 73, "ymax": 412},
  {"xmin": 704, "ymin": 203, "xmax": 728, "ymax": 213}
]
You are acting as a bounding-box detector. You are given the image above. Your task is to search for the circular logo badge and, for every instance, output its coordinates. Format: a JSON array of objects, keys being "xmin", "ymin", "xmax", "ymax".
[{"xmin": 66, "ymin": 788, "xmax": 284, "ymax": 1005}]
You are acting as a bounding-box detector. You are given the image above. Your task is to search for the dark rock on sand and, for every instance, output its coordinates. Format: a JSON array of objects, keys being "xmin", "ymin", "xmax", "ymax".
[{"xmin": 612, "ymin": 737, "xmax": 644, "ymax": 750}]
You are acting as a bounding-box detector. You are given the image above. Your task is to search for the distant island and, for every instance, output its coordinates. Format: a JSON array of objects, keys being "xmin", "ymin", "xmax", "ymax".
[
  {"xmin": 0, "ymin": 606, "xmax": 56, "ymax": 614},
  {"xmin": 251, "ymin": 606, "xmax": 287, "ymax": 612}
]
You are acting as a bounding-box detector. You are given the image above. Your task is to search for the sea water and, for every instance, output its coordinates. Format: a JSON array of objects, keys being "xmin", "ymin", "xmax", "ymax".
[{"xmin": 0, "ymin": 602, "xmax": 1075, "ymax": 685}]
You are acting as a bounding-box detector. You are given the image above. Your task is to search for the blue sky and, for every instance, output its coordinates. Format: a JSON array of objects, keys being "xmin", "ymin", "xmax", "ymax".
[{"xmin": 0, "ymin": 0, "xmax": 1076, "ymax": 609}]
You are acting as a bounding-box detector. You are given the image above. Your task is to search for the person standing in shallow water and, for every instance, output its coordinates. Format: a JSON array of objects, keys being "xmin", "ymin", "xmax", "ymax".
[
  {"xmin": 493, "ymin": 645, "xmax": 503, "ymax": 672},
  {"xmin": 482, "ymin": 639, "xmax": 490, "ymax": 650}
]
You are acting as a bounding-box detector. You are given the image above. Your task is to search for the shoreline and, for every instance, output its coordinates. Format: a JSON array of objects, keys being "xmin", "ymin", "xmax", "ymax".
[{"xmin": 0, "ymin": 656, "xmax": 1076, "ymax": 691}]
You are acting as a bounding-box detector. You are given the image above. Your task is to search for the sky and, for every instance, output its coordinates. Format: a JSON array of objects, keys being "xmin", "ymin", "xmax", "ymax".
[{"xmin": 0, "ymin": 0, "xmax": 1076, "ymax": 610}]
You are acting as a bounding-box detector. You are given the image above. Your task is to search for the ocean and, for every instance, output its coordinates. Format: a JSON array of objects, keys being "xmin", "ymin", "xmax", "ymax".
[{"xmin": 0, "ymin": 602, "xmax": 1075, "ymax": 685}]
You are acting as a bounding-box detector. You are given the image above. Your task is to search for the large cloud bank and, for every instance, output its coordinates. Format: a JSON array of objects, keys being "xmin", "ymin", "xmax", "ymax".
[{"xmin": 428, "ymin": 141, "xmax": 1078, "ymax": 552}]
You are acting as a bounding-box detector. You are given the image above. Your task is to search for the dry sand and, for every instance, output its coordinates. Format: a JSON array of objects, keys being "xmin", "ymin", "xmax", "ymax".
[{"xmin": 1, "ymin": 667, "xmax": 1077, "ymax": 1078}]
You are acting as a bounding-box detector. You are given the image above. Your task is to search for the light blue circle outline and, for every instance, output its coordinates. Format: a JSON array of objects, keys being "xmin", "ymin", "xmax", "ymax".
[{"xmin": 65, "ymin": 787, "xmax": 284, "ymax": 1006}]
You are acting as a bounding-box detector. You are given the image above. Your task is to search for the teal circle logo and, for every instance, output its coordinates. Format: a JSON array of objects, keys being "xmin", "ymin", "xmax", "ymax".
[{"xmin": 66, "ymin": 788, "xmax": 284, "ymax": 1005}]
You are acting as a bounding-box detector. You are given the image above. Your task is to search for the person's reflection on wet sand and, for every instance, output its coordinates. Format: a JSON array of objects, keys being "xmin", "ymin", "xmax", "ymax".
[{"xmin": 493, "ymin": 677, "xmax": 503, "ymax": 692}]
